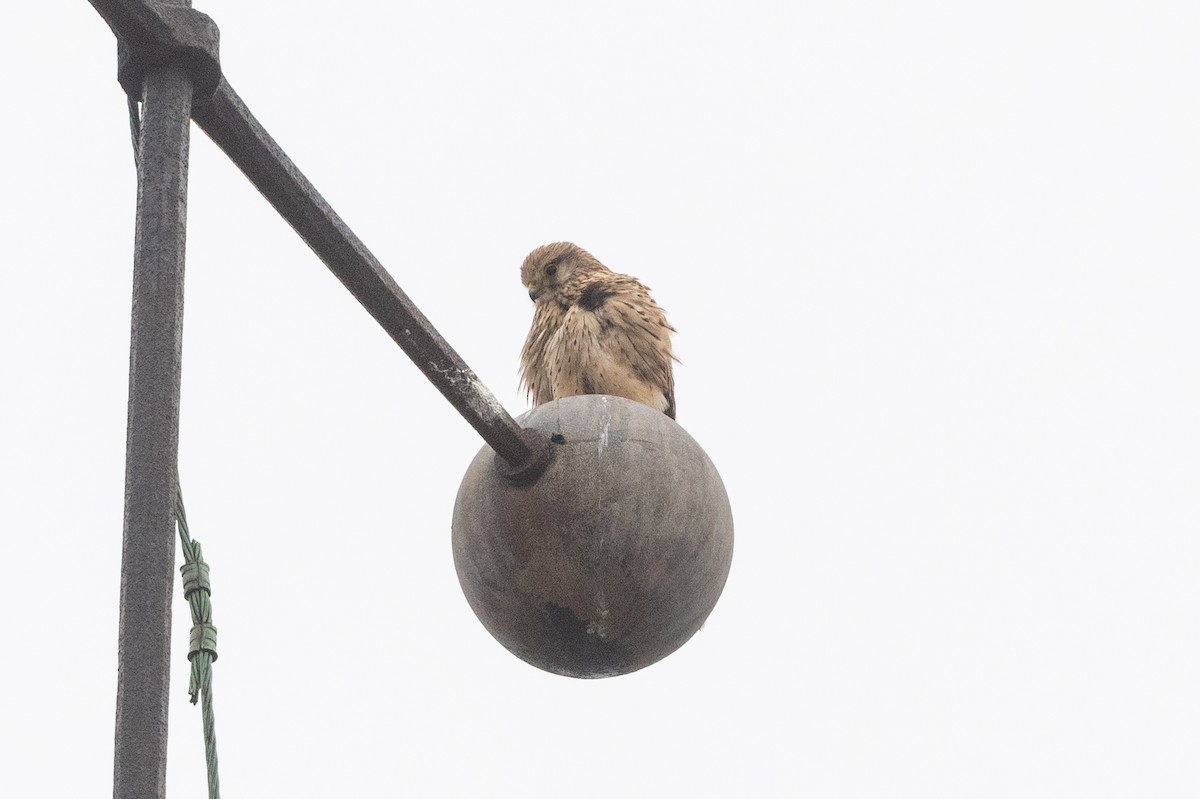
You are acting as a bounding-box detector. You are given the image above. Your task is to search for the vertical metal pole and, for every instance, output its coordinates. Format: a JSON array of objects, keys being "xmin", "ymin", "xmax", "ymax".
[{"xmin": 113, "ymin": 8, "xmax": 194, "ymax": 795}]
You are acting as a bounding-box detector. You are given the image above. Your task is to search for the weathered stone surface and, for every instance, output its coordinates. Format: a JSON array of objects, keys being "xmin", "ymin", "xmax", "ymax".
[{"xmin": 453, "ymin": 395, "xmax": 734, "ymax": 678}]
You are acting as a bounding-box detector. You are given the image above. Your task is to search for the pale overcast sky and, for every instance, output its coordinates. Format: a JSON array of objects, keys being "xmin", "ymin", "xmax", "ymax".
[{"xmin": 3, "ymin": 2, "xmax": 1199, "ymax": 797}]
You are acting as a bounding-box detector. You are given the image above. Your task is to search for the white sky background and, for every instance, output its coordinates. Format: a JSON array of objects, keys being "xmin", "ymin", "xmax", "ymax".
[{"xmin": 2, "ymin": 1, "xmax": 1199, "ymax": 796}]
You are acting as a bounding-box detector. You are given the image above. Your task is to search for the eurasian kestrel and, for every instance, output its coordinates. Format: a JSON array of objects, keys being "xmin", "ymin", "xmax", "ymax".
[{"xmin": 519, "ymin": 242, "xmax": 676, "ymax": 418}]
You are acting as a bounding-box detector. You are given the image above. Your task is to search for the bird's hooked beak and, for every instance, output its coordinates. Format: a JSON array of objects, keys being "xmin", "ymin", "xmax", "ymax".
[{"xmin": 528, "ymin": 286, "xmax": 542, "ymax": 301}]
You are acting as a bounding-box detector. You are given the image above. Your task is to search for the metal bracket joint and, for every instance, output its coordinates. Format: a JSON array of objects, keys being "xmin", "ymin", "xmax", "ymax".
[
  {"xmin": 495, "ymin": 427, "xmax": 554, "ymax": 486},
  {"xmin": 117, "ymin": 5, "xmax": 221, "ymax": 102}
]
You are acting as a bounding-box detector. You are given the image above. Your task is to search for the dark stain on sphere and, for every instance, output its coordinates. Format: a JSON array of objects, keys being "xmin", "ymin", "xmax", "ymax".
[{"xmin": 452, "ymin": 395, "xmax": 734, "ymax": 678}]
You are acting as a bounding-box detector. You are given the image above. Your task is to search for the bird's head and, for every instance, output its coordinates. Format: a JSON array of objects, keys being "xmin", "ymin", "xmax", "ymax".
[{"xmin": 521, "ymin": 242, "xmax": 606, "ymax": 303}]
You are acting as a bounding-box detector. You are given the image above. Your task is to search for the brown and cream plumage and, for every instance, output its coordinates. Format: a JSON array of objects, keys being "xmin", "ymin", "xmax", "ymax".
[{"xmin": 519, "ymin": 242, "xmax": 676, "ymax": 418}]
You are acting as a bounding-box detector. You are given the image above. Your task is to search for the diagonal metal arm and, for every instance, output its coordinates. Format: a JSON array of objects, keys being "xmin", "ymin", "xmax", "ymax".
[{"xmin": 190, "ymin": 83, "xmax": 547, "ymax": 478}]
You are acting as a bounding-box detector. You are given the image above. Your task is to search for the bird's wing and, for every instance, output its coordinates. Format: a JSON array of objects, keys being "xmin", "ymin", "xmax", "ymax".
[{"xmin": 593, "ymin": 280, "xmax": 677, "ymax": 418}]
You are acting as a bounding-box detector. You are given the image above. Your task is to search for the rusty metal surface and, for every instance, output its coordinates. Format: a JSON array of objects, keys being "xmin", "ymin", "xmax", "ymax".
[
  {"xmin": 112, "ymin": 17, "xmax": 194, "ymax": 799},
  {"xmin": 452, "ymin": 395, "xmax": 735, "ymax": 678}
]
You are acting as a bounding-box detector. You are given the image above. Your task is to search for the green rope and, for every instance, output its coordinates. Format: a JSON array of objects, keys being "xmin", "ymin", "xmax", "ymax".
[{"xmin": 177, "ymin": 481, "xmax": 221, "ymax": 799}]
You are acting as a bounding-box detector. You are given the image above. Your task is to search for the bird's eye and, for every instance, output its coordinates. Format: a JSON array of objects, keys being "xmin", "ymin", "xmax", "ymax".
[{"xmin": 545, "ymin": 261, "xmax": 559, "ymax": 276}]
